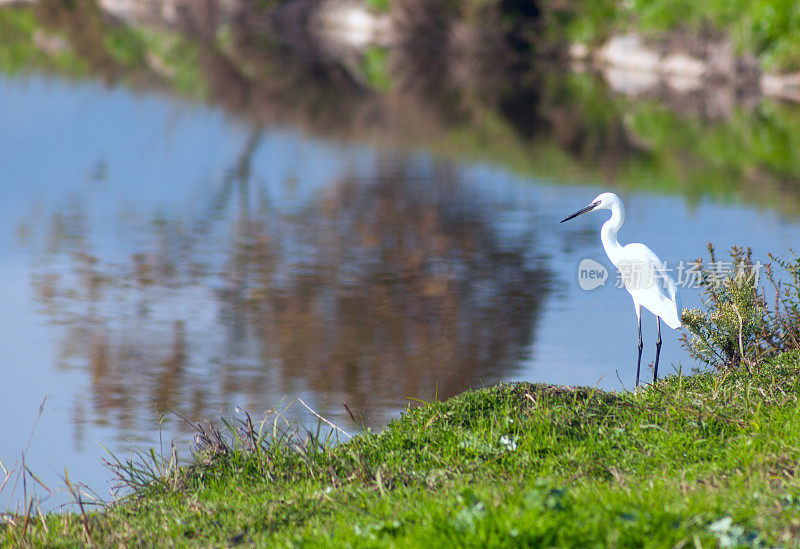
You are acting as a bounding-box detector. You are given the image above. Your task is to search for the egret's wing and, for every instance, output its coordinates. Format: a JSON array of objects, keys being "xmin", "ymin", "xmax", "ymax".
[
  {"xmin": 654, "ymin": 255, "xmax": 677, "ymax": 302},
  {"xmin": 620, "ymin": 243, "xmax": 682, "ymax": 329}
]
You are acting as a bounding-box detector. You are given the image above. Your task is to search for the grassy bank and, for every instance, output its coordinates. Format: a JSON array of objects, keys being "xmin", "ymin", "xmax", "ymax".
[
  {"xmin": 552, "ymin": 0, "xmax": 800, "ymax": 72},
  {"xmin": 6, "ymin": 359, "xmax": 800, "ymax": 546}
]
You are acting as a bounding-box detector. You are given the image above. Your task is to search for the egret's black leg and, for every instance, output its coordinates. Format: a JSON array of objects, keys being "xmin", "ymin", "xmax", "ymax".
[
  {"xmin": 653, "ymin": 317, "xmax": 662, "ymax": 383},
  {"xmin": 636, "ymin": 315, "xmax": 643, "ymax": 387}
]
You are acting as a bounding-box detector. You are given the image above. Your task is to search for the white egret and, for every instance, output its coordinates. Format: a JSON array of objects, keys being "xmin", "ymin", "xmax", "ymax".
[{"xmin": 560, "ymin": 192, "xmax": 681, "ymax": 386}]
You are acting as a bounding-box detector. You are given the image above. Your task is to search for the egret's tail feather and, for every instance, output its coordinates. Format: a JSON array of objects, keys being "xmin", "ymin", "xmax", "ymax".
[
  {"xmin": 662, "ymin": 262, "xmax": 681, "ymax": 329},
  {"xmin": 663, "ymin": 312, "xmax": 682, "ymax": 330}
]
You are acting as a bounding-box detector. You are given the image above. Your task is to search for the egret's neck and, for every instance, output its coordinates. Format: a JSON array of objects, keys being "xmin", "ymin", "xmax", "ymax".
[{"xmin": 600, "ymin": 202, "xmax": 625, "ymax": 263}]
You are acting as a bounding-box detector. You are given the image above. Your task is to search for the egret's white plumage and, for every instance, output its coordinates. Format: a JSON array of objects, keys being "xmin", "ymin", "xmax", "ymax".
[{"xmin": 560, "ymin": 192, "xmax": 681, "ymax": 385}]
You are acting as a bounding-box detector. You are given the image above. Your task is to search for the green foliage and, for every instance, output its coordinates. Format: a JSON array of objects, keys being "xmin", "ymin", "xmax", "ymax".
[
  {"xmin": 0, "ymin": 7, "xmax": 204, "ymax": 97},
  {"xmin": 558, "ymin": 0, "xmax": 800, "ymax": 70},
  {"xmin": 103, "ymin": 28, "xmax": 147, "ymax": 67},
  {"xmin": 0, "ymin": 8, "xmax": 38, "ymax": 73},
  {"xmin": 763, "ymin": 248, "xmax": 800, "ymax": 351},
  {"xmin": 682, "ymin": 243, "xmax": 800, "ymax": 371},
  {"xmin": 733, "ymin": 0, "xmax": 800, "ymax": 71},
  {"xmin": 681, "ymin": 244, "xmax": 768, "ymax": 369},
  {"xmin": 360, "ymin": 46, "xmax": 391, "ymax": 92},
  {"xmin": 0, "ymin": 8, "xmax": 87, "ymax": 75},
  {"xmin": 560, "ymin": 0, "xmax": 619, "ymax": 44},
  {"xmin": 627, "ymin": 0, "xmax": 748, "ymax": 33},
  {"xmin": 366, "ymin": 0, "xmax": 390, "ymax": 13},
  {"xmin": 628, "ymin": 99, "xmax": 800, "ymax": 184},
  {"xmin": 103, "ymin": 25, "xmax": 205, "ymax": 96},
  {"xmin": 8, "ymin": 367, "xmax": 800, "ymax": 545}
]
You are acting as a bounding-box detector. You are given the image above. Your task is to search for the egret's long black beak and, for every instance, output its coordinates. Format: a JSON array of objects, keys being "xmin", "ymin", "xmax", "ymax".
[{"xmin": 560, "ymin": 201, "xmax": 600, "ymax": 223}]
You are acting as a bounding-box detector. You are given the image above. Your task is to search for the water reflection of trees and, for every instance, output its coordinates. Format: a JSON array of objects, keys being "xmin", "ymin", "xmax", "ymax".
[
  {"xmin": 226, "ymin": 159, "xmax": 548, "ymax": 412},
  {"xmin": 32, "ymin": 150, "xmax": 549, "ymax": 440}
]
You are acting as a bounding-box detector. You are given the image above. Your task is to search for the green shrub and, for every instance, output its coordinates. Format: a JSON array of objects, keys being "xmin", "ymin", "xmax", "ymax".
[
  {"xmin": 681, "ymin": 242, "xmax": 800, "ymax": 371},
  {"xmin": 681, "ymin": 244, "xmax": 768, "ymax": 370},
  {"xmin": 763, "ymin": 248, "xmax": 800, "ymax": 351}
]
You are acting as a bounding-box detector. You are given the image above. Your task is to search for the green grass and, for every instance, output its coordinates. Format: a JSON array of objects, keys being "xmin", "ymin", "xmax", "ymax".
[
  {"xmin": 627, "ymin": 0, "xmax": 800, "ymax": 71},
  {"xmin": 6, "ymin": 358, "xmax": 800, "ymax": 546},
  {"xmin": 0, "ymin": 6, "xmax": 204, "ymax": 97},
  {"xmin": 360, "ymin": 46, "xmax": 392, "ymax": 92},
  {"xmin": 366, "ymin": 0, "xmax": 390, "ymax": 13},
  {"xmin": 0, "ymin": 8, "xmax": 88, "ymax": 76},
  {"xmin": 558, "ymin": 0, "xmax": 800, "ymax": 71}
]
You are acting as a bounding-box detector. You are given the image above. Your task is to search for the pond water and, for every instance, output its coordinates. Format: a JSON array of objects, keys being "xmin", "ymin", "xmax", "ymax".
[{"xmin": 1, "ymin": 66, "xmax": 800, "ymax": 510}]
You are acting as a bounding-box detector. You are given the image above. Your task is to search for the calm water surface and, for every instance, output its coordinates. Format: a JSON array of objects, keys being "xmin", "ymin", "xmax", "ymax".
[{"xmin": 1, "ymin": 74, "xmax": 799, "ymax": 509}]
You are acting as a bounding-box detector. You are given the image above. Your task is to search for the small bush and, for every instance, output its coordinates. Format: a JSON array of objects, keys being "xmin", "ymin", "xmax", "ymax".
[
  {"xmin": 681, "ymin": 243, "xmax": 800, "ymax": 371},
  {"xmin": 681, "ymin": 244, "xmax": 768, "ymax": 370},
  {"xmin": 763, "ymin": 248, "xmax": 800, "ymax": 352}
]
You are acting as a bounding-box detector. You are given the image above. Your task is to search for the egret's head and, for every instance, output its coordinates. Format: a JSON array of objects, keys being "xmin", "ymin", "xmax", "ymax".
[{"xmin": 560, "ymin": 192, "xmax": 621, "ymax": 223}]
